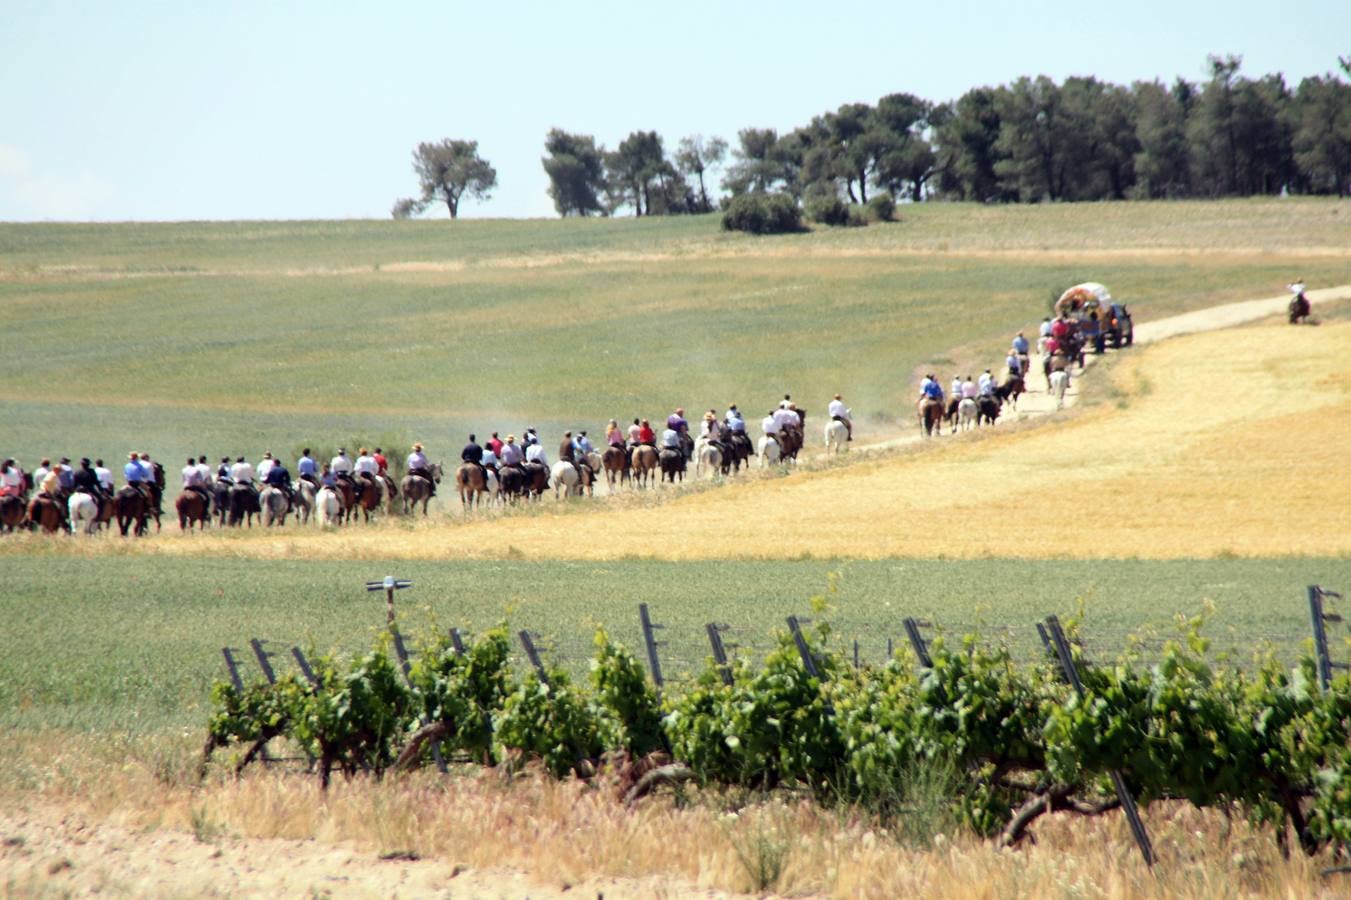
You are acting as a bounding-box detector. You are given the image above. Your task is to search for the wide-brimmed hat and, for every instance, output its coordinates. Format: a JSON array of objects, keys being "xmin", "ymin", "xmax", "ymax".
[{"xmin": 413, "ymin": 442, "xmax": 423, "ymax": 451}]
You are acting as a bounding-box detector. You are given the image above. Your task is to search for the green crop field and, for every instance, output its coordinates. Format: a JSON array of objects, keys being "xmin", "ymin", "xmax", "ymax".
[
  {"xmin": 3, "ymin": 555, "xmax": 1347, "ymax": 734},
  {"xmin": 2, "ymin": 198, "xmax": 1347, "ymax": 468}
]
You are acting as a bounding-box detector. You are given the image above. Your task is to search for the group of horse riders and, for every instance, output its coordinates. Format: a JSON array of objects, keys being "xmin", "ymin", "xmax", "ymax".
[{"xmin": 0, "ymin": 453, "xmax": 160, "ymax": 531}]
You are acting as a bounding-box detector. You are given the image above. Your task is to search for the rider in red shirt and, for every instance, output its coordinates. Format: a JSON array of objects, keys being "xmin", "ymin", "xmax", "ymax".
[
  {"xmin": 1050, "ymin": 317, "xmax": 1069, "ymax": 340},
  {"xmin": 637, "ymin": 419, "xmax": 656, "ymax": 446},
  {"xmin": 373, "ymin": 448, "xmax": 389, "ymax": 476}
]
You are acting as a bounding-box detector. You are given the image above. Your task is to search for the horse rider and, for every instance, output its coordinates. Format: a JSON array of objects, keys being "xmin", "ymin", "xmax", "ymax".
[
  {"xmin": 499, "ymin": 434, "xmax": 524, "ymax": 470},
  {"xmin": 124, "ymin": 452, "xmax": 148, "ymax": 495},
  {"xmin": 1012, "ymin": 331, "xmax": 1030, "ymax": 357},
  {"xmin": 480, "ymin": 442, "xmax": 499, "ymax": 478},
  {"xmin": 182, "ymin": 456, "xmax": 211, "ymax": 504},
  {"xmin": 700, "ymin": 410, "xmax": 721, "ymax": 442},
  {"xmin": 780, "ymin": 394, "xmax": 793, "ymax": 410},
  {"xmin": 1, "ymin": 458, "xmax": 24, "ymax": 498},
  {"xmin": 637, "ymin": 418, "xmax": 656, "ymax": 447},
  {"xmin": 457, "ymin": 437, "xmax": 484, "ymax": 492},
  {"xmin": 32, "ymin": 458, "xmax": 51, "ymax": 487},
  {"xmin": 921, "ymin": 376, "xmax": 944, "ymax": 405},
  {"xmin": 231, "ymin": 456, "xmax": 257, "ymax": 500},
  {"xmin": 297, "ymin": 448, "xmax": 318, "ymax": 487},
  {"xmin": 659, "ymin": 424, "xmax": 682, "ymax": 454},
  {"xmin": 1050, "ymin": 315, "xmax": 1069, "ymax": 343},
  {"xmin": 263, "ymin": 455, "xmax": 294, "ymax": 503},
  {"xmin": 56, "ymin": 457, "xmax": 74, "ymax": 493},
  {"xmin": 216, "ymin": 456, "xmax": 233, "ymax": 482},
  {"xmin": 626, "ymin": 418, "xmax": 642, "ymax": 449},
  {"xmin": 319, "ymin": 463, "xmax": 338, "ymax": 489},
  {"xmin": 195, "ymin": 455, "xmax": 214, "ymax": 490},
  {"xmin": 773, "ymin": 402, "xmax": 802, "ymax": 434},
  {"xmin": 828, "ymin": 393, "xmax": 853, "ymax": 441},
  {"xmin": 72, "ymin": 458, "xmax": 107, "ymax": 520},
  {"xmin": 605, "ymin": 420, "xmax": 625, "ymax": 449},
  {"xmin": 94, "ymin": 459, "xmax": 113, "ymax": 494},
  {"xmin": 331, "ymin": 448, "xmax": 354, "ymax": 495},
  {"xmin": 575, "ymin": 430, "xmax": 594, "ymax": 457},
  {"xmin": 257, "ymin": 452, "xmax": 276, "ymax": 483},
  {"xmin": 373, "ymin": 448, "xmax": 389, "ymax": 478},
  {"xmin": 354, "ymin": 448, "xmax": 379, "ymax": 501},
  {"xmin": 558, "ymin": 431, "xmax": 577, "ymax": 468},
  {"xmin": 978, "ymin": 370, "xmax": 997, "ymax": 397},
  {"xmin": 725, "ymin": 405, "xmax": 745, "ymax": 434},
  {"xmin": 487, "ymin": 432, "xmax": 504, "ymax": 457},
  {"xmin": 667, "ymin": 408, "xmax": 690, "ymax": 457},
  {"xmin": 523, "ymin": 428, "xmax": 540, "ymax": 449}
]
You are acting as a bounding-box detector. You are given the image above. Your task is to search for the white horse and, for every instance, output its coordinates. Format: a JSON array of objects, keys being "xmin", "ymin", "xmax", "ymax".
[
  {"xmin": 291, "ymin": 480, "xmax": 315, "ymax": 524},
  {"xmin": 68, "ymin": 491, "xmax": 100, "ymax": 535},
  {"xmin": 695, "ymin": 440, "xmax": 723, "ymax": 478},
  {"xmin": 824, "ymin": 420, "xmax": 849, "ymax": 454},
  {"xmin": 757, "ymin": 435, "xmax": 781, "ymax": 467},
  {"xmin": 1050, "ymin": 370, "xmax": 1070, "ymax": 409},
  {"xmin": 550, "ymin": 461, "xmax": 580, "ymax": 498},
  {"xmin": 259, "ymin": 486, "xmax": 289, "ymax": 527},
  {"xmin": 315, "ymin": 486, "xmax": 343, "ymax": 527},
  {"xmin": 958, "ymin": 397, "xmax": 978, "ymax": 431}
]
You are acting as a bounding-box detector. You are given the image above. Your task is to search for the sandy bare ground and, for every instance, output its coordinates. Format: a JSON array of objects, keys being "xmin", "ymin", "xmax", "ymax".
[{"xmin": 0, "ymin": 807, "xmax": 731, "ymax": 899}]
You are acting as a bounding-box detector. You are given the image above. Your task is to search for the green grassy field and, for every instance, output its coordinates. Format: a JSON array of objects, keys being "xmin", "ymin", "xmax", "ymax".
[
  {"xmin": 2, "ymin": 199, "xmax": 1347, "ymax": 468},
  {"xmin": 3, "ymin": 556, "xmax": 1346, "ymax": 734}
]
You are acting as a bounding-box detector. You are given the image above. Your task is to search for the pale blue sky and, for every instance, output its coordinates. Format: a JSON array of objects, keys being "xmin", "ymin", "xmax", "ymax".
[{"xmin": 1, "ymin": 1, "xmax": 1345, "ymax": 221}]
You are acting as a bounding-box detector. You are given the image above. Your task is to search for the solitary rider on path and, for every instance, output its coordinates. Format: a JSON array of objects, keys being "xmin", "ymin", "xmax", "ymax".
[{"xmin": 828, "ymin": 393, "xmax": 853, "ymax": 441}]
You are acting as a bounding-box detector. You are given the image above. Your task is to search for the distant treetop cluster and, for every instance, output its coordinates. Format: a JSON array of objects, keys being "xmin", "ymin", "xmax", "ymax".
[{"xmin": 395, "ymin": 55, "xmax": 1351, "ymax": 221}]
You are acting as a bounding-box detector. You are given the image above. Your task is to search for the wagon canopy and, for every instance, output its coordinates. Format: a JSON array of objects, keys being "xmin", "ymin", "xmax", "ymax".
[{"xmin": 1055, "ymin": 282, "xmax": 1113, "ymax": 317}]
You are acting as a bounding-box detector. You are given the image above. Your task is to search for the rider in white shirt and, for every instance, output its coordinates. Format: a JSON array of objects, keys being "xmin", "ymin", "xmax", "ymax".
[
  {"xmin": 331, "ymin": 450, "xmax": 353, "ymax": 476},
  {"xmin": 660, "ymin": 428, "xmax": 681, "ymax": 450},
  {"xmin": 194, "ymin": 456, "xmax": 213, "ymax": 487},
  {"xmin": 407, "ymin": 448, "xmax": 428, "ymax": 472},
  {"xmin": 94, "ymin": 461, "xmax": 113, "ymax": 491},
  {"xmin": 961, "ymin": 377, "xmax": 978, "ymax": 399},
  {"xmin": 257, "ymin": 453, "xmax": 276, "ymax": 481},
  {"xmin": 978, "ymin": 370, "xmax": 996, "ymax": 396},
  {"xmin": 354, "ymin": 451, "xmax": 378, "ymax": 477},
  {"xmin": 525, "ymin": 443, "xmax": 548, "ymax": 465},
  {"xmin": 761, "ymin": 413, "xmax": 777, "ymax": 436},
  {"xmin": 827, "ymin": 393, "xmax": 852, "ymax": 441},
  {"xmin": 231, "ymin": 457, "xmax": 255, "ymax": 486},
  {"xmin": 700, "ymin": 413, "xmax": 721, "ymax": 441}
]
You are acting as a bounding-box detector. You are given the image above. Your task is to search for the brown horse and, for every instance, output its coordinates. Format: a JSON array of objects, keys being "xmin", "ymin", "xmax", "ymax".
[
  {"xmin": 523, "ymin": 462, "xmax": 550, "ymax": 499},
  {"xmin": 404, "ymin": 462, "xmax": 445, "ymax": 514},
  {"xmin": 996, "ymin": 374, "xmax": 1025, "ymax": 408},
  {"xmin": 379, "ymin": 473, "xmax": 400, "ymax": 515},
  {"xmin": 602, "ymin": 446, "xmax": 629, "ymax": 492},
  {"xmin": 451, "ymin": 464, "xmax": 489, "ymax": 508},
  {"xmin": 334, "ymin": 478, "xmax": 357, "ymax": 523},
  {"xmin": 115, "ymin": 486, "xmax": 147, "ymax": 536},
  {"xmin": 778, "ymin": 426, "xmax": 804, "ymax": 463},
  {"xmin": 0, "ymin": 494, "xmax": 27, "ymax": 533},
  {"xmin": 658, "ymin": 448, "xmax": 685, "ymax": 484},
  {"xmin": 630, "ymin": 445, "xmax": 658, "ymax": 489},
  {"xmin": 26, "ymin": 495, "xmax": 67, "ymax": 534},
  {"xmin": 175, "ymin": 490, "xmax": 211, "ymax": 531},
  {"xmin": 355, "ymin": 476, "xmax": 383, "ymax": 522},
  {"xmin": 918, "ymin": 397, "xmax": 944, "ymax": 437}
]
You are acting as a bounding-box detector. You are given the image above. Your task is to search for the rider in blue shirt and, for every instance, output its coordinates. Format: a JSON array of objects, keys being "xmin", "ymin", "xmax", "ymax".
[
  {"xmin": 923, "ymin": 379, "xmax": 944, "ymax": 401},
  {"xmin": 124, "ymin": 453, "xmax": 145, "ymax": 484},
  {"xmin": 1012, "ymin": 332, "xmax": 1029, "ymax": 355},
  {"xmin": 297, "ymin": 449, "xmax": 318, "ymax": 484}
]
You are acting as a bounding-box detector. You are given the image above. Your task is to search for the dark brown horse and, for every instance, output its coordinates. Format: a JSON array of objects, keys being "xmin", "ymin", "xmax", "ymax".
[
  {"xmin": 115, "ymin": 486, "xmax": 147, "ymax": 536},
  {"xmin": 354, "ymin": 476, "xmax": 382, "ymax": 522},
  {"xmin": 658, "ymin": 448, "xmax": 685, "ymax": 484},
  {"xmin": 0, "ymin": 494, "xmax": 27, "ymax": 533},
  {"xmin": 996, "ymin": 374, "xmax": 1025, "ymax": 408},
  {"xmin": 26, "ymin": 495, "xmax": 67, "ymax": 533},
  {"xmin": 977, "ymin": 395, "xmax": 1002, "ymax": 426},
  {"xmin": 523, "ymin": 462, "xmax": 549, "ymax": 499},
  {"xmin": 176, "ymin": 490, "xmax": 211, "ymax": 531},
  {"xmin": 918, "ymin": 397, "xmax": 944, "ymax": 437}
]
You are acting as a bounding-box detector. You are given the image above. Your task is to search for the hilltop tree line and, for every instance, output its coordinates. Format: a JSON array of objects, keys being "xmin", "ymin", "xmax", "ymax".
[{"xmin": 395, "ymin": 55, "xmax": 1351, "ymax": 219}]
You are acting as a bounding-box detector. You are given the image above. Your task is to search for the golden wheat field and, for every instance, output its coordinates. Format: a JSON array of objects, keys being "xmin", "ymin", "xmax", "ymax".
[{"xmin": 56, "ymin": 315, "xmax": 1347, "ymax": 563}]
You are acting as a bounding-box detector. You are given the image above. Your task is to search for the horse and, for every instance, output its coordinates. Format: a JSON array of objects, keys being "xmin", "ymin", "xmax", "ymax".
[
  {"xmin": 658, "ymin": 447, "xmax": 685, "ymax": 484},
  {"xmin": 996, "ymin": 374, "xmax": 1025, "ymax": 409},
  {"xmin": 1, "ymin": 494, "xmax": 29, "ymax": 533},
  {"xmin": 291, "ymin": 479, "xmax": 316, "ymax": 524},
  {"xmin": 977, "ymin": 395, "xmax": 1001, "ymax": 426},
  {"xmin": 1289, "ymin": 294, "xmax": 1312, "ymax": 324},
  {"xmin": 602, "ymin": 446, "xmax": 629, "ymax": 492},
  {"xmin": 694, "ymin": 440, "xmax": 723, "ymax": 478},
  {"xmin": 228, "ymin": 485, "xmax": 260, "ymax": 527},
  {"xmin": 777, "ymin": 426, "xmax": 803, "ymax": 463},
  {"xmin": 212, "ymin": 481, "xmax": 232, "ymax": 527},
  {"xmin": 725, "ymin": 430, "xmax": 753, "ymax": 472},
  {"xmin": 523, "ymin": 462, "xmax": 550, "ymax": 499},
  {"xmin": 379, "ymin": 473, "xmax": 400, "ymax": 515},
  {"xmin": 69, "ymin": 491, "xmax": 103, "ymax": 535},
  {"xmin": 630, "ymin": 445, "xmax": 658, "ymax": 489},
  {"xmin": 550, "ymin": 461, "xmax": 580, "ymax": 498},
  {"xmin": 757, "ymin": 435, "xmax": 781, "ymax": 467},
  {"xmin": 354, "ymin": 476, "xmax": 383, "ymax": 522},
  {"xmin": 175, "ymin": 490, "xmax": 211, "ymax": 531},
  {"xmin": 114, "ymin": 486, "xmax": 147, "ymax": 536},
  {"xmin": 406, "ymin": 463, "xmax": 445, "ymax": 515},
  {"xmin": 334, "ymin": 477, "xmax": 357, "ymax": 523},
  {"xmin": 918, "ymin": 397, "xmax": 944, "ymax": 437},
  {"xmin": 824, "ymin": 419, "xmax": 849, "ymax": 454},
  {"xmin": 1049, "ymin": 369, "xmax": 1070, "ymax": 409},
  {"xmin": 957, "ymin": 397, "xmax": 978, "ymax": 432},
  {"xmin": 315, "ymin": 486, "xmax": 343, "ymax": 527},
  {"xmin": 498, "ymin": 464, "xmax": 529, "ymax": 503},
  {"xmin": 26, "ymin": 495, "xmax": 67, "ymax": 534},
  {"xmin": 259, "ymin": 486, "xmax": 289, "ymax": 527}
]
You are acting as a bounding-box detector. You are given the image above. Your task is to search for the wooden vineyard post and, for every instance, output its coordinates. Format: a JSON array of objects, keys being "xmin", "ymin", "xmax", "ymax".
[
  {"xmin": 705, "ymin": 624, "xmax": 734, "ymax": 686},
  {"xmin": 1308, "ymin": 585, "xmax": 1346, "ymax": 693},
  {"xmin": 391, "ymin": 631, "xmax": 448, "ymax": 774},
  {"xmin": 1043, "ymin": 615, "xmax": 1155, "ymax": 869},
  {"xmin": 518, "ymin": 631, "xmax": 550, "ymax": 685},
  {"xmin": 638, "ymin": 603, "xmax": 665, "ymax": 693},
  {"xmin": 290, "ymin": 647, "xmax": 318, "ymax": 686},
  {"xmin": 902, "ymin": 618, "xmax": 933, "ymax": 669},
  {"xmin": 449, "ymin": 628, "xmax": 466, "ymax": 657},
  {"xmin": 786, "ymin": 616, "xmax": 833, "ymax": 715},
  {"xmin": 365, "ymin": 576, "xmax": 413, "ymax": 629},
  {"xmin": 249, "ymin": 638, "xmax": 278, "ymax": 684}
]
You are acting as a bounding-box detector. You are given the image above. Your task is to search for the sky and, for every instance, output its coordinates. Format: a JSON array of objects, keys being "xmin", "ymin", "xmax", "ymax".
[{"xmin": 1, "ymin": 0, "xmax": 1345, "ymax": 221}]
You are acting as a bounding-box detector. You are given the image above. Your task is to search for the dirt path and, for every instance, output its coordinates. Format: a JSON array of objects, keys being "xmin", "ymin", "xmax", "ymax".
[{"xmin": 0, "ymin": 807, "xmax": 732, "ymax": 899}]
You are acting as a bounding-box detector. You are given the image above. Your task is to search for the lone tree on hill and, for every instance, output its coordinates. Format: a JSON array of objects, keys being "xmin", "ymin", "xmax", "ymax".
[
  {"xmin": 392, "ymin": 139, "xmax": 497, "ymax": 219},
  {"xmin": 542, "ymin": 129, "xmax": 608, "ymax": 216}
]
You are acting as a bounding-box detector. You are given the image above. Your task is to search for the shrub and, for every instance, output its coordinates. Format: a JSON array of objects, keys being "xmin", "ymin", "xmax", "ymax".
[
  {"xmin": 721, "ymin": 192, "xmax": 802, "ymax": 235},
  {"xmin": 805, "ymin": 194, "xmax": 850, "ymax": 226},
  {"xmin": 866, "ymin": 194, "xmax": 896, "ymax": 222}
]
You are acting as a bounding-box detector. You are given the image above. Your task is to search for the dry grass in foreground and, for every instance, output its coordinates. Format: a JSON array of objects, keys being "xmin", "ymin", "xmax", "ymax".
[{"xmin": 0, "ymin": 731, "xmax": 1346, "ymax": 898}]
